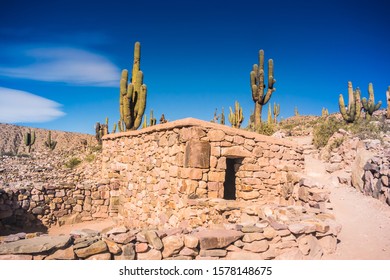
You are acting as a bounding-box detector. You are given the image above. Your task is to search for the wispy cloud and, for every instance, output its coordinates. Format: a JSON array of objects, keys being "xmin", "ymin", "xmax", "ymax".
[
  {"xmin": 0, "ymin": 87, "xmax": 65, "ymax": 123},
  {"xmin": 0, "ymin": 46, "xmax": 120, "ymax": 87}
]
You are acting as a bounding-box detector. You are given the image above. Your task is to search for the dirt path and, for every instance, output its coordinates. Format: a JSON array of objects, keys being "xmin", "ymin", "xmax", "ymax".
[
  {"xmin": 323, "ymin": 183, "xmax": 390, "ymax": 259},
  {"xmin": 47, "ymin": 218, "xmax": 117, "ymax": 236}
]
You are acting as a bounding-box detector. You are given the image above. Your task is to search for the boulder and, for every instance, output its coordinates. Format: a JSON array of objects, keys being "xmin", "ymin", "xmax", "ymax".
[
  {"xmin": 162, "ymin": 235, "xmax": 184, "ymax": 258},
  {"xmin": 351, "ymin": 143, "xmax": 374, "ymax": 192},
  {"xmin": 194, "ymin": 229, "xmax": 244, "ymax": 250},
  {"xmin": 74, "ymin": 240, "xmax": 108, "ymax": 259},
  {"xmin": 145, "ymin": 231, "xmax": 163, "ymax": 250}
]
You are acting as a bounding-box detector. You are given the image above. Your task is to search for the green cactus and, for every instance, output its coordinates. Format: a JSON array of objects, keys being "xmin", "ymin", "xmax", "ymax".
[
  {"xmin": 112, "ymin": 123, "xmax": 117, "ymax": 133},
  {"xmin": 119, "ymin": 42, "xmax": 147, "ymax": 130},
  {"xmin": 24, "ymin": 130, "xmax": 35, "ymax": 153},
  {"xmin": 210, "ymin": 108, "xmax": 219, "ymax": 123},
  {"xmin": 361, "ymin": 83, "xmax": 382, "ymax": 120},
  {"xmin": 150, "ymin": 109, "xmax": 157, "ymax": 126},
  {"xmin": 294, "ymin": 106, "xmax": 299, "ymax": 117},
  {"xmin": 220, "ymin": 107, "xmax": 225, "ymax": 125},
  {"xmin": 250, "ymin": 49, "xmax": 276, "ymax": 127},
  {"xmin": 321, "ymin": 107, "xmax": 329, "ymax": 118},
  {"xmin": 45, "ymin": 131, "xmax": 57, "ymax": 151},
  {"xmin": 338, "ymin": 81, "xmax": 362, "ymax": 123},
  {"xmin": 273, "ymin": 103, "xmax": 280, "ymax": 124},
  {"xmin": 228, "ymin": 101, "xmax": 244, "ymax": 128},
  {"xmin": 118, "ymin": 120, "xmax": 124, "ymax": 132},
  {"xmin": 386, "ymin": 86, "xmax": 390, "ymax": 119},
  {"xmin": 142, "ymin": 115, "xmax": 148, "ymax": 129},
  {"xmin": 267, "ymin": 103, "xmax": 273, "ymax": 125}
]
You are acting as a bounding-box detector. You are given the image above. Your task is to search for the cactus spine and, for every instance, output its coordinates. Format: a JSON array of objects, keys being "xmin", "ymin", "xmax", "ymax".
[
  {"xmin": 24, "ymin": 130, "xmax": 35, "ymax": 153},
  {"xmin": 250, "ymin": 49, "xmax": 276, "ymax": 127},
  {"xmin": 386, "ymin": 86, "xmax": 390, "ymax": 119},
  {"xmin": 119, "ymin": 42, "xmax": 147, "ymax": 130},
  {"xmin": 45, "ymin": 131, "xmax": 57, "ymax": 150},
  {"xmin": 361, "ymin": 83, "xmax": 382, "ymax": 120},
  {"xmin": 273, "ymin": 103, "xmax": 280, "ymax": 124},
  {"xmin": 338, "ymin": 81, "xmax": 362, "ymax": 123},
  {"xmin": 228, "ymin": 101, "xmax": 244, "ymax": 128},
  {"xmin": 267, "ymin": 103, "xmax": 272, "ymax": 125}
]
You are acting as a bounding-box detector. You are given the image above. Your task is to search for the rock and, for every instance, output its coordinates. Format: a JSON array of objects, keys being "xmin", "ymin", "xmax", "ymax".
[
  {"xmin": 2, "ymin": 234, "xmax": 20, "ymax": 243},
  {"xmin": 45, "ymin": 247, "xmax": 76, "ymax": 260},
  {"xmin": 73, "ymin": 236, "xmax": 101, "ymax": 250},
  {"xmin": 135, "ymin": 243, "xmax": 149, "ymax": 253},
  {"xmin": 0, "ymin": 235, "xmax": 71, "ymax": 254},
  {"xmin": 145, "ymin": 231, "xmax": 163, "ymax": 250},
  {"xmin": 106, "ymin": 226, "xmax": 128, "ymax": 235},
  {"xmin": 298, "ymin": 235, "xmax": 323, "ymax": 260},
  {"xmin": 74, "ymin": 240, "xmax": 108, "ymax": 258},
  {"xmin": 317, "ymin": 235, "xmax": 337, "ymax": 254},
  {"xmin": 109, "ymin": 231, "xmax": 136, "ymax": 244},
  {"xmin": 199, "ymin": 249, "xmax": 227, "ymax": 257},
  {"xmin": 194, "ymin": 229, "xmax": 244, "ymax": 250},
  {"xmin": 241, "ymin": 226, "xmax": 263, "ymax": 233},
  {"xmin": 137, "ymin": 249, "xmax": 162, "ymax": 260},
  {"xmin": 114, "ymin": 244, "xmax": 135, "ymax": 260},
  {"xmin": 0, "ymin": 209, "xmax": 12, "ymax": 219},
  {"xmin": 263, "ymin": 227, "xmax": 276, "ymax": 239},
  {"xmin": 226, "ymin": 251, "xmax": 263, "ymax": 260},
  {"xmin": 162, "ymin": 235, "xmax": 184, "ymax": 258},
  {"xmin": 267, "ymin": 217, "xmax": 288, "ymax": 230},
  {"xmin": 288, "ymin": 223, "xmax": 308, "ymax": 235},
  {"xmin": 103, "ymin": 238, "xmax": 122, "ymax": 254},
  {"xmin": 58, "ymin": 213, "xmax": 82, "ymax": 226},
  {"xmin": 351, "ymin": 143, "xmax": 374, "ymax": 192},
  {"xmin": 86, "ymin": 253, "xmax": 112, "ymax": 260},
  {"xmin": 243, "ymin": 240, "xmax": 269, "ymax": 253},
  {"xmin": 70, "ymin": 229, "xmax": 100, "ymax": 238},
  {"xmin": 184, "ymin": 235, "xmax": 199, "ymax": 248},
  {"xmin": 0, "ymin": 255, "xmax": 33, "ymax": 260},
  {"xmin": 242, "ymin": 232, "xmax": 266, "ymax": 243},
  {"xmin": 179, "ymin": 247, "xmax": 198, "ymax": 257}
]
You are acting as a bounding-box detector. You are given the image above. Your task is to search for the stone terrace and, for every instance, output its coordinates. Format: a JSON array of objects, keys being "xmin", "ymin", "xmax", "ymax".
[{"xmin": 102, "ymin": 118, "xmax": 305, "ymax": 229}]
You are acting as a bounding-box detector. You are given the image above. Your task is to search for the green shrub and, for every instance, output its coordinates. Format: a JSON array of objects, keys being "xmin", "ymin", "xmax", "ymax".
[
  {"xmin": 348, "ymin": 117, "xmax": 389, "ymax": 141},
  {"xmin": 85, "ymin": 154, "xmax": 96, "ymax": 163},
  {"xmin": 90, "ymin": 145, "xmax": 102, "ymax": 152},
  {"xmin": 313, "ymin": 117, "xmax": 344, "ymax": 148},
  {"xmin": 64, "ymin": 157, "xmax": 82, "ymax": 169}
]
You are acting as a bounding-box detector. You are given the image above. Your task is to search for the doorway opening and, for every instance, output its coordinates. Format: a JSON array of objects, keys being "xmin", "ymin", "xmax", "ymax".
[{"xmin": 223, "ymin": 158, "xmax": 242, "ymax": 200}]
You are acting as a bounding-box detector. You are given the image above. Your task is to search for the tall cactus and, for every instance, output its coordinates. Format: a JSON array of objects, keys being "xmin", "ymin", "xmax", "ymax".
[
  {"xmin": 24, "ymin": 130, "xmax": 35, "ymax": 153},
  {"xmin": 149, "ymin": 109, "xmax": 156, "ymax": 126},
  {"xmin": 250, "ymin": 49, "xmax": 276, "ymax": 127},
  {"xmin": 220, "ymin": 107, "xmax": 225, "ymax": 125},
  {"xmin": 45, "ymin": 131, "xmax": 57, "ymax": 151},
  {"xmin": 273, "ymin": 103, "xmax": 280, "ymax": 124},
  {"xmin": 119, "ymin": 42, "xmax": 147, "ymax": 130},
  {"xmin": 386, "ymin": 86, "xmax": 390, "ymax": 119},
  {"xmin": 361, "ymin": 83, "xmax": 382, "ymax": 120},
  {"xmin": 267, "ymin": 103, "xmax": 273, "ymax": 125},
  {"xmin": 228, "ymin": 101, "xmax": 244, "ymax": 128},
  {"xmin": 321, "ymin": 107, "xmax": 329, "ymax": 118},
  {"xmin": 338, "ymin": 81, "xmax": 362, "ymax": 123}
]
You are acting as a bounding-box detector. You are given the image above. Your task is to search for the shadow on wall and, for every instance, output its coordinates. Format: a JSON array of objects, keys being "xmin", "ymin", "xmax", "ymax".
[{"xmin": 0, "ymin": 209, "xmax": 48, "ymax": 236}]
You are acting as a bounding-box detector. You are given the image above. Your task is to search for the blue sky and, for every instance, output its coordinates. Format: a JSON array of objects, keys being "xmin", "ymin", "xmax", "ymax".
[{"xmin": 0, "ymin": 0, "xmax": 389, "ymax": 134}]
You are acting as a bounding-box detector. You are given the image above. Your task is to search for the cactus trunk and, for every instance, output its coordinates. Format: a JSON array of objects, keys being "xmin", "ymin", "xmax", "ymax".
[
  {"xmin": 361, "ymin": 83, "xmax": 382, "ymax": 120},
  {"xmin": 338, "ymin": 81, "xmax": 361, "ymax": 123}
]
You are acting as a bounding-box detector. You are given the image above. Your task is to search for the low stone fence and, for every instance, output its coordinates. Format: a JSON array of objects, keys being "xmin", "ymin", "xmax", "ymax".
[
  {"xmin": 0, "ymin": 181, "xmax": 116, "ymax": 230},
  {"xmin": 0, "ymin": 204, "xmax": 341, "ymax": 260}
]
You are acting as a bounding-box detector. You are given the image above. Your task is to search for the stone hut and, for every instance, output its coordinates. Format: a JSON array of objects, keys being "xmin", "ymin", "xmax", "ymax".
[{"xmin": 102, "ymin": 118, "xmax": 304, "ymax": 229}]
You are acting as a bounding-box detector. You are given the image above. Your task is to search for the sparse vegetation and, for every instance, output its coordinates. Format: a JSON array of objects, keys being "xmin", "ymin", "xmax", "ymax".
[
  {"xmin": 64, "ymin": 157, "xmax": 82, "ymax": 169},
  {"xmin": 313, "ymin": 117, "xmax": 344, "ymax": 148},
  {"xmin": 85, "ymin": 153, "xmax": 96, "ymax": 163}
]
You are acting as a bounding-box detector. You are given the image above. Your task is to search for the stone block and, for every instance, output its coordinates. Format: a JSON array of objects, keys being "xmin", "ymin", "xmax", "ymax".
[
  {"xmin": 184, "ymin": 140, "xmax": 210, "ymax": 168},
  {"xmin": 207, "ymin": 129, "xmax": 226, "ymax": 141}
]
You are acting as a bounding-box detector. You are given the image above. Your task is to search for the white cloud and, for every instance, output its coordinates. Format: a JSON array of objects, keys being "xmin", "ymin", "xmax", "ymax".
[
  {"xmin": 0, "ymin": 87, "xmax": 65, "ymax": 123},
  {"xmin": 0, "ymin": 46, "xmax": 120, "ymax": 87}
]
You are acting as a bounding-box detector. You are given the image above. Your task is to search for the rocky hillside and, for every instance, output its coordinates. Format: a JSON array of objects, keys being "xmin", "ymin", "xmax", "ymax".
[{"xmin": 0, "ymin": 123, "xmax": 96, "ymax": 155}]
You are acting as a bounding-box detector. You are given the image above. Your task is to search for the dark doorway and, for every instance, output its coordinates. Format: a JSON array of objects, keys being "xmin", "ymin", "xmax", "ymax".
[{"xmin": 224, "ymin": 158, "xmax": 237, "ymax": 200}]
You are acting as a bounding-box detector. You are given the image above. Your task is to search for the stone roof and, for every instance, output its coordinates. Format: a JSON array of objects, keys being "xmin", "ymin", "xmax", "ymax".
[{"xmin": 102, "ymin": 117, "xmax": 299, "ymax": 149}]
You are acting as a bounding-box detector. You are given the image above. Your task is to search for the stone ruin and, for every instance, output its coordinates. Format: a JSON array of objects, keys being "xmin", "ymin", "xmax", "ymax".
[{"xmin": 0, "ymin": 118, "xmax": 341, "ymax": 260}]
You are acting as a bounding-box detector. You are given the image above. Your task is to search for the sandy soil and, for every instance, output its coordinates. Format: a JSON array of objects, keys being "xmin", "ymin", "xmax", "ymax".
[{"xmin": 47, "ymin": 218, "xmax": 117, "ymax": 236}]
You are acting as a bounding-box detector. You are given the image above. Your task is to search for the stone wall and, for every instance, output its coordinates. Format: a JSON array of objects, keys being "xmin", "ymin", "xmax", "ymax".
[{"xmin": 102, "ymin": 118, "xmax": 304, "ymax": 229}]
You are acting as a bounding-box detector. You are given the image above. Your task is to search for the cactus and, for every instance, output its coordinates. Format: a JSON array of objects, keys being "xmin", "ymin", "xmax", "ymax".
[
  {"xmin": 118, "ymin": 120, "xmax": 125, "ymax": 132},
  {"xmin": 45, "ymin": 131, "xmax": 57, "ymax": 151},
  {"xmin": 112, "ymin": 123, "xmax": 117, "ymax": 133},
  {"xmin": 142, "ymin": 115, "xmax": 148, "ymax": 129},
  {"xmin": 119, "ymin": 42, "xmax": 147, "ymax": 130},
  {"xmin": 321, "ymin": 107, "xmax": 329, "ymax": 118},
  {"xmin": 160, "ymin": 114, "xmax": 168, "ymax": 124},
  {"xmin": 250, "ymin": 49, "xmax": 276, "ymax": 127},
  {"xmin": 24, "ymin": 130, "xmax": 35, "ymax": 153},
  {"xmin": 228, "ymin": 101, "xmax": 244, "ymax": 128},
  {"xmin": 338, "ymin": 81, "xmax": 362, "ymax": 123},
  {"xmin": 273, "ymin": 103, "xmax": 280, "ymax": 124},
  {"xmin": 210, "ymin": 108, "xmax": 219, "ymax": 123},
  {"xmin": 95, "ymin": 120, "xmax": 109, "ymax": 144},
  {"xmin": 294, "ymin": 106, "xmax": 299, "ymax": 117},
  {"xmin": 220, "ymin": 107, "xmax": 225, "ymax": 125},
  {"xmin": 149, "ymin": 110, "xmax": 156, "ymax": 126},
  {"xmin": 361, "ymin": 83, "xmax": 382, "ymax": 120},
  {"xmin": 386, "ymin": 86, "xmax": 390, "ymax": 119},
  {"xmin": 267, "ymin": 103, "xmax": 273, "ymax": 125}
]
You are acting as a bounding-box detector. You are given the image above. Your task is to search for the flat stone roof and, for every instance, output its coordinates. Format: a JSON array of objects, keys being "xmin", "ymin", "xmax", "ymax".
[{"xmin": 102, "ymin": 117, "xmax": 300, "ymax": 149}]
